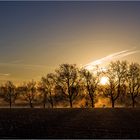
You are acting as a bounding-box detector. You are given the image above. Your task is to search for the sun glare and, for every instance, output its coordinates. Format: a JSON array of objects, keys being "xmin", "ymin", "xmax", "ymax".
[{"xmin": 100, "ymin": 76, "xmax": 109, "ymax": 85}]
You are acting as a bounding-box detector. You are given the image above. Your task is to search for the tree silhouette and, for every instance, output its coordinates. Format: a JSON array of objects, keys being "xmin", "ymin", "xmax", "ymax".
[
  {"xmin": 38, "ymin": 73, "xmax": 56, "ymax": 108},
  {"xmin": 102, "ymin": 61, "xmax": 128, "ymax": 108},
  {"xmin": 0, "ymin": 61, "xmax": 140, "ymax": 108},
  {"xmin": 0, "ymin": 81, "xmax": 17, "ymax": 108},
  {"xmin": 80, "ymin": 67, "xmax": 100, "ymax": 108},
  {"xmin": 55, "ymin": 64, "xmax": 79, "ymax": 108},
  {"xmin": 20, "ymin": 80, "xmax": 36, "ymax": 108},
  {"xmin": 127, "ymin": 63, "xmax": 140, "ymax": 108},
  {"xmin": 101, "ymin": 76, "xmax": 117, "ymax": 108}
]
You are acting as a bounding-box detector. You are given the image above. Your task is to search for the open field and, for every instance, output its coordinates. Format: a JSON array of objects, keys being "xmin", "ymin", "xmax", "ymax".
[{"xmin": 0, "ymin": 108, "xmax": 140, "ymax": 138}]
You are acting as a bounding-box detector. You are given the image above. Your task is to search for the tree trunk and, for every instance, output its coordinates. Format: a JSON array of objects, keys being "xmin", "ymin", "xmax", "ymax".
[
  {"xmin": 87, "ymin": 86, "xmax": 94, "ymax": 108},
  {"xmin": 89, "ymin": 93, "xmax": 94, "ymax": 108},
  {"xmin": 49, "ymin": 92, "xmax": 53, "ymax": 108},
  {"xmin": 91, "ymin": 98, "xmax": 94, "ymax": 108},
  {"xmin": 51, "ymin": 102, "xmax": 53, "ymax": 108},
  {"xmin": 111, "ymin": 100, "xmax": 115, "ymax": 108},
  {"xmin": 69, "ymin": 98, "xmax": 73, "ymax": 108},
  {"xmin": 10, "ymin": 100, "xmax": 12, "ymax": 109},
  {"xmin": 29, "ymin": 100, "xmax": 33, "ymax": 108},
  {"xmin": 43, "ymin": 102, "xmax": 46, "ymax": 108},
  {"xmin": 50, "ymin": 96, "xmax": 54, "ymax": 108},
  {"xmin": 43, "ymin": 93, "xmax": 46, "ymax": 108},
  {"xmin": 9, "ymin": 96, "xmax": 12, "ymax": 109},
  {"xmin": 132, "ymin": 98, "xmax": 135, "ymax": 108},
  {"xmin": 131, "ymin": 93, "xmax": 135, "ymax": 108}
]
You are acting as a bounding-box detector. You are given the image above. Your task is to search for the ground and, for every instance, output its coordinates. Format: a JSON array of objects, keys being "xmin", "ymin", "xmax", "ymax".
[{"xmin": 0, "ymin": 108, "xmax": 140, "ymax": 138}]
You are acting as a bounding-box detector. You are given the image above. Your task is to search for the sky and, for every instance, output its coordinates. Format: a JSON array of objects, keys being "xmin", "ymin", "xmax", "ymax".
[{"xmin": 0, "ymin": 1, "xmax": 140, "ymax": 83}]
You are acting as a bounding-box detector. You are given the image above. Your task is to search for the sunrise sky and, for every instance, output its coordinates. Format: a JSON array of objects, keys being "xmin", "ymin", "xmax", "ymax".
[{"xmin": 1, "ymin": 1, "xmax": 140, "ymax": 83}]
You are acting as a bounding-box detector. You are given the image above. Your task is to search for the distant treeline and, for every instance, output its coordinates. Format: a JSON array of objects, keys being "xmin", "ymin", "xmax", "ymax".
[{"xmin": 0, "ymin": 60, "xmax": 140, "ymax": 108}]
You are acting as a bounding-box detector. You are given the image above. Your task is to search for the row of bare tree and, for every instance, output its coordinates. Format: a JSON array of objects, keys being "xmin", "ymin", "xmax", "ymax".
[{"xmin": 0, "ymin": 60, "xmax": 140, "ymax": 108}]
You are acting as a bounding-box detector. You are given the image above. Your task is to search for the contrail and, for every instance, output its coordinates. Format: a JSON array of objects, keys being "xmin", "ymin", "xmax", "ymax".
[{"xmin": 84, "ymin": 48, "xmax": 140, "ymax": 70}]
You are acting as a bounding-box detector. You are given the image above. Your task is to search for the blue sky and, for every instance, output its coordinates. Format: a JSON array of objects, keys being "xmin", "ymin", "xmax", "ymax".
[{"xmin": 1, "ymin": 1, "xmax": 140, "ymax": 83}]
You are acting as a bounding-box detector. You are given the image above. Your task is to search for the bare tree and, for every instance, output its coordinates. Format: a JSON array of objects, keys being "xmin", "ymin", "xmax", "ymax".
[
  {"xmin": 20, "ymin": 80, "xmax": 36, "ymax": 108},
  {"xmin": 102, "ymin": 61, "xmax": 128, "ymax": 108},
  {"xmin": 80, "ymin": 67, "xmax": 100, "ymax": 108},
  {"xmin": 38, "ymin": 73, "xmax": 56, "ymax": 108},
  {"xmin": 0, "ymin": 81, "xmax": 17, "ymax": 108},
  {"xmin": 127, "ymin": 63, "xmax": 140, "ymax": 108},
  {"xmin": 55, "ymin": 64, "xmax": 79, "ymax": 108},
  {"xmin": 101, "ymin": 75, "xmax": 117, "ymax": 108}
]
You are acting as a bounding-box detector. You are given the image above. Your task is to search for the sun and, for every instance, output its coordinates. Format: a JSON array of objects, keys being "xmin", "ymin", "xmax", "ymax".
[{"xmin": 100, "ymin": 76, "xmax": 109, "ymax": 85}]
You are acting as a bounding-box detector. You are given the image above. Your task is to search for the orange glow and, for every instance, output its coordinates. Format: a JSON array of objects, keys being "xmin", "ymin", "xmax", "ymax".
[{"xmin": 100, "ymin": 76, "xmax": 109, "ymax": 85}]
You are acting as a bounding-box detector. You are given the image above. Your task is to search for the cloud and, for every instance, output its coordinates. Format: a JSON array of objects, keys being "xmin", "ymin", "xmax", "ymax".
[
  {"xmin": 0, "ymin": 73, "xmax": 10, "ymax": 76},
  {"xmin": 84, "ymin": 47, "xmax": 140, "ymax": 70}
]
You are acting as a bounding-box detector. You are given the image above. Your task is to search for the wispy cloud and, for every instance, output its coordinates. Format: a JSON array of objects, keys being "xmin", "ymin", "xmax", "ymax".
[
  {"xmin": 84, "ymin": 47, "xmax": 140, "ymax": 70},
  {"xmin": 0, "ymin": 73, "xmax": 10, "ymax": 77}
]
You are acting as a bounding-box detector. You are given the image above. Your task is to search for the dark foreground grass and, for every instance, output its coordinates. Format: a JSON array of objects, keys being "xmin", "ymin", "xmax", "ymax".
[{"xmin": 0, "ymin": 108, "xmax": 140, "ymax": 138}]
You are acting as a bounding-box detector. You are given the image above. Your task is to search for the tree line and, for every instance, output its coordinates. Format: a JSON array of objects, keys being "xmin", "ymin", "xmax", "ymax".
[{"xmin": 0, "ymin": 60, "xmax": 140, "ymax": 108}]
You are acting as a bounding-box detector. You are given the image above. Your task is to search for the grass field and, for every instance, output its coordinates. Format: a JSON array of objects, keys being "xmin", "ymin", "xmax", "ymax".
[{"xmin": 0, "ymin": 108, "xmax": 140, "ymax": 138}]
